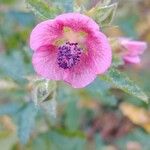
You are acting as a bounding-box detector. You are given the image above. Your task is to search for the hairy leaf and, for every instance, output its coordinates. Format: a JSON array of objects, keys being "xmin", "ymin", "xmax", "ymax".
[
  {"xmin": 26, "ymin": 0, "xmax": 62, "ymax": 20},
  {"xmin": 30, "ymin": 78, "xmax": 57, "ymax": 105},
  {"xmin": 101, "ymin": 68, "xmax": 149, "ymax": 103},
  {"xmin": 17, "ymin": 102, "xmax": 37, "ymax": 144},
  {"xmin": 86, "ymin": 3, "xmax": 117, "ymax": 27}
]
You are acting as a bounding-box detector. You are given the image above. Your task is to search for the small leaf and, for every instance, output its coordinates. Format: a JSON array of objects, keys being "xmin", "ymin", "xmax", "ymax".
[
  {"xmin": 86, "ymin": 3, "xmax": 117, "ymax": 27},
  {"xmin": 30, "ymin": 77, "xmax": 57, "ymax": 118},
  {"xmin": 73, "ymin": 0, "xmax": 89, "ymax": 13},
  {"xmin": 29, "ymin": 77, "xmax": 56, "ymax": 105},
  {"xmin": 101, "ymin": 68, "xmax": 149, "ymax": 103},
  {"xmin": 26, "ymin": 0, "xmax": 62, "ymax": 20},
  {"xmin": 17, "ymin": 102, "xmax": 37, "ymax": 144},
  {"xmin": 40, "ymin": 95, "xmax": 57, "ymax": 119}
]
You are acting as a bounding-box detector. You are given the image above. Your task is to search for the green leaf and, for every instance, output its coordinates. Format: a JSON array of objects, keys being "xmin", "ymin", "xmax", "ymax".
[
  {"xmin": 73, "ymin": 0, "xmax": 91, "ymax": 13},
  {"xmin": 0, "ymin": 51, "xmax": 33, "ymax": 82},
  {"xmin": 101, "ymin": 0, "xmax": 111, "ymax": 6},
  {"xmin": 51, "ymin": 0, "xmax": 74, "ymax": 12},
  {"xmin": 29, "ymin": 77, "xmax": 57, "ymax": 119},
  {"xmin": 86, "ymin": 3, "xmax": 117, "ymax": 27},
  {"xmin": 95, "ymin": 134, "xmax": 105, "ymax": 150},
  {"xmin": 26, "ymin": 0, "xmax": 62, "ymax": 20},
  {"xmin": 101, "ymin": 68, "xmax": 149, "ymax": 103},
  {"xmin": 65, "ymin": 100, "xmax": 80, "ymax": 131},
  {"xmin": 0, "ymin": 133, "xmax": 18, "ymax": 150},
  {"xmin": 30, "ymin": 78, "xmax": 57, "ymax": 105},
  {"xmin": 47, "ymin": 131, "xmax": 86, "ymax": 150},
  {"xmin": 116, "ymin": 129, "xmax": 150, "ymax": 150},
  {"xmin": 112, "ymin": 55, "xmax": 124, "ymax": 67},
  {"xmin": 29, "ymin": 130, "xmax": 86, "ymax": 150},
  {"xmin": 40, "ymin": 98, "xmax": 57, "ymax": 121},
  {"xmin": 86, "ymin": 79, "xmax": 117, "ymax": 107},
  {"xmin": 0, "ymin": 103, "xmax": 21, "ymax": 116},
  {"xmin": 17, "ymin": 102, "xmax": 37, "ymax": 144}
]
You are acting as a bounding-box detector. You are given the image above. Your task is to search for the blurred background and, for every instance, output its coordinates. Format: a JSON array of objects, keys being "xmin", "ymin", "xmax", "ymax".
[{"xmin": 0, "ymin": 0, "xmax": 150, "ymax": 150}]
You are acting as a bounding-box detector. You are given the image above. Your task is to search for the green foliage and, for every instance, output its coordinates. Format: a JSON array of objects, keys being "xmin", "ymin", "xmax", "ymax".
[
  {"xmin": 101, "ymin": 0, "xmax": 112, "ymax": 6},
  {"xmin": 86, "ymin": 2, "xmax": 117, "ymax": 27},
  {"xmin": 112, "ymin": 55, "xmax": 124, "ymax": 67},
  {"xmin": 30, "ymin": 131, "xmax": 86, "ymax": 150},
  {"xmin": 51, "ymin": 0, "xmax": 75, "ymax": 12},
  {"xmin": 0, "ymin": 11, "xmax": 35, "ymax": 53},
  {"xmin": 101, "ymin": 68, "xmax": 149, "ymax": 103},
  {"xmin": 30, "ymin": 79, "xmax": 56, "ymax": 104},
  {"xmin": 57, "ymin": 85, "xmax": 79, "ymax": 103},
  {"xmin": 0, "ymin": 133, "xmax": 18, "ymax": 150},
  {"xmin": 94, "ymin": 134, "xmax": 105, "ymax": 150},
  {"xmin": 116, "ymin": 13, "xmax": 139, "ymax": 38},
  {"xmin": 0, "ymin": 103, "xmax": 22, "ymax": 116},
  {"xmin": 17, "ymin": 102, "xmax": 37, "ymax": 144},
  {"xmin": 116, "ymin": 129, "xmax": 150, "ymax": 150},
  {"xmin": 65, "ymin": 100, "xmax": 80, "ymax": 131},
  {"xmin": 0, "ymin": 0, "xmax": 16, "ymax": 4},
  {"xmin": 86, "ymin": 79, "xmax": 118, "ymax": 107},
  {"xmin": 26, "ymin": 0, "xmax": 62, "ymax": 20},
  {"xmin": 0, "ymin": 51, "xmax": 33, "ymax": 82}
]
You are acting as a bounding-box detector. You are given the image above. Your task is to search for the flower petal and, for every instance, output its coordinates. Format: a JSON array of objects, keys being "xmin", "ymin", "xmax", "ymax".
[
  {"xmin": 123, "ymin": 56, "xmax": 141, "ymax": 64},
  {"xmin": 30, "ymin": 20, "xmax": 62, "ymax": 51},
  {"xmin": 32, "ymin": 45, "xmax": 68, "ymax": 80},
  {"xmin": 55, "ymin": 13, "xmax": 100, "ymax": 33},
  {"xmin": 65, "ymin": 55, "xmax": 96, "ymax": 88},
  {"xmin": 121, "ymin": 39, "xmax": 147, "ymax": 56},
  {"xmin": 86, "ymin": 32, "xmax": 112, "ymax": 74}
]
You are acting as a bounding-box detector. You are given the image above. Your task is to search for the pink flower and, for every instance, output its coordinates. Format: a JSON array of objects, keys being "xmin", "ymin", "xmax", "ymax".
[
  {"xmin": 30, "ymin": 13, "xmax": 112, "ymax": 88},
  {"xmin": 120, "ymin": 38, "xmax": 147, "ymax": 64}
]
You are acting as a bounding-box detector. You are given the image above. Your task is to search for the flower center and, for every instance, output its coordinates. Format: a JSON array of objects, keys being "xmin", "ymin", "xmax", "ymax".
[{"xmin": 57, "ymin": 42, "xmax": 82, "ymax": 69}]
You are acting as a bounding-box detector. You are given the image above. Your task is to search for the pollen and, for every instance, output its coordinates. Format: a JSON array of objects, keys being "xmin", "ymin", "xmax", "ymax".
[{"xmin": 57, "ymin": 42, "xmax": 82, "ymax": 69}]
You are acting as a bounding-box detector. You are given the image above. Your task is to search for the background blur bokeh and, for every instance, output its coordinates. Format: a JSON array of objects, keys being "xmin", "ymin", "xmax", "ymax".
[{"xmin": 0, "ymin": 0, "xmax": 150, "ymax": 150}]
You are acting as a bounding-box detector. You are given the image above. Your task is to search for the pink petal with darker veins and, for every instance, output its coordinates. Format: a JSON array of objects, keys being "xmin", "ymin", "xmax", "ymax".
[
  {"xmin": 55, "ymin": 13, "xmax": 100, "ymax": 33},
  {"xmin": 121, "ymin": 39, "xmax": 147, "ymax": 56},
  {"xmin": 30, "ymin": 13, "xmax": 112, "ymax": 88},
  {"xmin": 65, "ymin": 54, "xmax": 97, "ymax": 88},
  {"xmin": 30, "ymin": 20, "xmax": 62, "ymax": 51},
  {"xmin": 32, "ymin": 45, "xmax": 69, "ymax": 80},
  {"xmin": 86, "ymin": 32, "xmax": 112, "ymax": 74}
]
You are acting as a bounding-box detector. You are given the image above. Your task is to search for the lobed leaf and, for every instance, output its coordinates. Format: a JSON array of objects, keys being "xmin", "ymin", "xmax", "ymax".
[
  {"xmin": 26, "ymin": 0, "xmax": 62, "ymax": 20},
  {"xmin": 101, "ymin": 68, "xmax": 149, "ymax": 103},
  {"xmin": 86, "ymin": 3, "xmax": 117, "ymax": 27}
]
